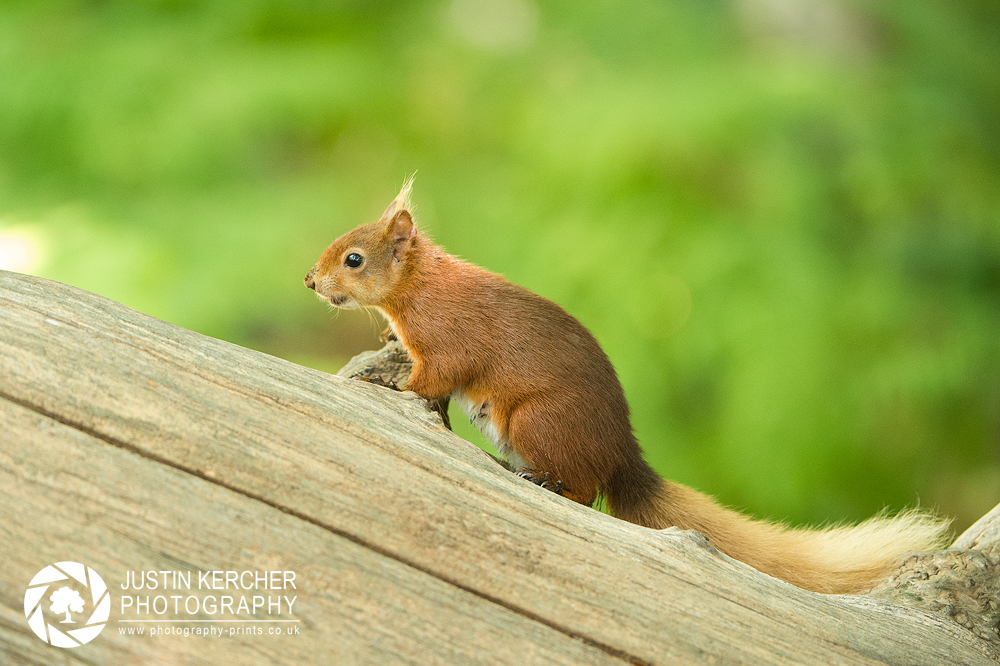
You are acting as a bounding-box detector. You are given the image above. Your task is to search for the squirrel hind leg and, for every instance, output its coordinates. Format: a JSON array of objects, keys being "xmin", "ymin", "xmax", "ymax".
[
  {"xmin": 456, "ymin": 391, "xmax": 600, "ymax": 508},
  {"xmin": 505, "ymin": 397, "xmax": 602, "ymax": 507}
]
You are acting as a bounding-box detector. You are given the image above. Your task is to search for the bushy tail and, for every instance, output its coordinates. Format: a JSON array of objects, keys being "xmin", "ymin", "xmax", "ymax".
[{"xmin": 607, "ymin": 469, "xmax": 950, "ymax": 594}]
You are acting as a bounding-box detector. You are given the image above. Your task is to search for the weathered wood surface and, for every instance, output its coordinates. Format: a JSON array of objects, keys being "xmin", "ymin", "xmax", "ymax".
[
  {"xmin": 0, "ymin": 270, "xmax": 996, "ymax": 665},
  {"xmin": 343, "ymin": 342, "xmax": 1000, "ymax": 661}
]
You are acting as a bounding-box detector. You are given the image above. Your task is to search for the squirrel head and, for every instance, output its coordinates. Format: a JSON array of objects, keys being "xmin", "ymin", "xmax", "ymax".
[{"xmin": 304, "ymin": 177, "xmax": 419, "ymax": 310}]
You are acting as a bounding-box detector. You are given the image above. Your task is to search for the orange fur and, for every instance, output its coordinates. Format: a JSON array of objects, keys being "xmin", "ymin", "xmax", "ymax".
[{"xmin": 305, "ymin": 181, "xmax": 950, "ymax": 594}]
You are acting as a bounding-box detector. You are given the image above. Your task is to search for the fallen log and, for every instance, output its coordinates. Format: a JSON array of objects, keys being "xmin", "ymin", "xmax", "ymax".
[{"xmin": 0, "ymin": 270, "xmax": 996, "ymax": 665}]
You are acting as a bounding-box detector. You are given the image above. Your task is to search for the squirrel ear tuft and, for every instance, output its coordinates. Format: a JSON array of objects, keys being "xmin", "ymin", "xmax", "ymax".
[{"xmin": 380, "ymin": 173, "xmax": 416, "ymax": 223}]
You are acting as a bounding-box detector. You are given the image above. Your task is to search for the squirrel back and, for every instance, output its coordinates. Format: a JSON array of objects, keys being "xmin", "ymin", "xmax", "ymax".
[{"xmin": 305, "ymin": 180, "xmax": 950, "ymax": 594}]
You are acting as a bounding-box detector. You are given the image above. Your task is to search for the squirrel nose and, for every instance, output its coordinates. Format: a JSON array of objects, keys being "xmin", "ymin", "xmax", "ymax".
[{"xmin": 304, "ymin": 268, "xmax": 317, "ymax": 291}]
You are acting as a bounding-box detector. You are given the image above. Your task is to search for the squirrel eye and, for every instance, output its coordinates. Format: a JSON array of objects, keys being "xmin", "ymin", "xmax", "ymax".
[{"xmin": 344, "ymin": 252, "xmax": 364, "ymax": 268}]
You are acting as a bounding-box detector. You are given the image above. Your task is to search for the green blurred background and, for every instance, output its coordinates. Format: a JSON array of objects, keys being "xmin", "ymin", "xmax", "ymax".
[{"xmin": 1, "ymin": 0, "xmax": 997, "ymax": 532}]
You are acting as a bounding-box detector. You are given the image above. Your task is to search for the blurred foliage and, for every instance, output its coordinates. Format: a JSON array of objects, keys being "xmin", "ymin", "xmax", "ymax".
[{"xmin": 1, "ymin": 0, "xmax": 997, "ymax": 531}]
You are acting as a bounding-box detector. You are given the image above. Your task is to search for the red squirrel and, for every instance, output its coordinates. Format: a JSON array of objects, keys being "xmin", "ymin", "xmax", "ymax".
[{"xmin": 304, "ymin": 179, "xmax": 949, "ymax": 594}]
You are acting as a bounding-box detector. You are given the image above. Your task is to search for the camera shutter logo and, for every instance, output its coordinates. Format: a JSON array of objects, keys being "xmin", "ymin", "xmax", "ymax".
[{"xmin": 24, "ymin": 562, "xmax": 110, "ymax": 648}]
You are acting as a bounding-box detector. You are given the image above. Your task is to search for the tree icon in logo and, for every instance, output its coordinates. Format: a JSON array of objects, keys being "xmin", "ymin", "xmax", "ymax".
[
  {"xmin": 50, "ymin": 586, "xmax": 85, "ymax": 624},
  {"xmin": 24, "ymin": 562, "xmax": 110, "ymax": 648}
]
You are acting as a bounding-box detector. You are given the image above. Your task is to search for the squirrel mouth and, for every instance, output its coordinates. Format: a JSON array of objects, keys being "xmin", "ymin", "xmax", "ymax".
[{"xmin": 329, "ymin": 295, "xmax": 353, "ymax": 308}]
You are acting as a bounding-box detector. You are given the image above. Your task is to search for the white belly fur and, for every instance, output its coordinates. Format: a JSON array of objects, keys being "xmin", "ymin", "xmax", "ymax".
[{"xmin": 451, "ymin": 390, "xmax": 527, "ymax": 470}]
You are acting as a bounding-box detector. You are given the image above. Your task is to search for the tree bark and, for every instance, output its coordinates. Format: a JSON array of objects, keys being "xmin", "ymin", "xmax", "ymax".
[{"xmin": 0, "ymin": 270, "xmax": 996, "ymax": 665}]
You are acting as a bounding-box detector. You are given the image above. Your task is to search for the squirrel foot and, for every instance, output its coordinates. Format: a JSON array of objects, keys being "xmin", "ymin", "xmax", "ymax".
[
  {"xmin": 516, "ymin": 468, "xmax": 564, "ymax": 494},
  {"xmin": 379, "ymin": 327, "xmax": 398, "ymax": 343},
  {"xmin": 429, "ymin": 396, "xmax": 452, "ymax": 431},
  {"xmin": 352, "ymin": 374, "xmax": 401, "ymax": 391},
  {"xmin": 352, "ymin": 374, "xmax": 451, "ymax": 430},
  {"xmin": 515, "ymin": 469, "xmax": 593, "ymax": 507}
]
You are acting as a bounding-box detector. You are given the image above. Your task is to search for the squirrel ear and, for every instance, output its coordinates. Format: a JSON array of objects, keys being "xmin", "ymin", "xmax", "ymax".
[
  {"xmin": 382, "ymin": 174, "xmax": 417, "ymax": 260},
  {"xmin": 387, "ymin": 209, "xmax": 416, "ymax": 260}
]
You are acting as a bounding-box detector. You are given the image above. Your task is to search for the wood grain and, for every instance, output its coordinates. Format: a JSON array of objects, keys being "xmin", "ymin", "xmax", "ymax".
[
  {"xmin": 0, "ymin": 270, "xmax": 995, "ymax": 665},
  {"xmin": 0, "ymin": 398, "xmax": 624, "ymax": 666}
]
